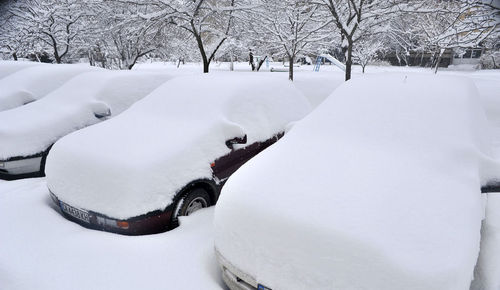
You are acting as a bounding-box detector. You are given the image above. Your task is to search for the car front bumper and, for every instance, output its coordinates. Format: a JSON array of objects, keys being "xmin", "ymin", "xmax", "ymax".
[
  {"xmin": 49, "ymin": 191, "xmax": 174, "ymax": 235},
  {"xmin": 0, "ymin": 154, "xmax": 44, "ymax": 180},
  {"xmin": 216, "ymin": 248, "xmax": 272, "ymax": 290}
]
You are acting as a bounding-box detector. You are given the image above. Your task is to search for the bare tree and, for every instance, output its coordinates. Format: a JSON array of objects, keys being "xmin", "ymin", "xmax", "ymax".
[
  {"xmin": 314, "ymin": 0, "xmax": 399, "ymax": 80},
  {"xmin": 242, "ymin": 0, "xmax": 331, "ymax": 80},
  {"xmin": 133, "ymin": 0, "xmax": 240, "ymax": 73},
  {"xmin": 0, "ymin": 1, "xmax": 30, "ymax": 60},
  {"xmin": 8, "ymin": 0, "xmax": 89, "ymax": 63},
  {"xmin": 353, "ymin": 37, "xmax": 384, "ymax": 73}
]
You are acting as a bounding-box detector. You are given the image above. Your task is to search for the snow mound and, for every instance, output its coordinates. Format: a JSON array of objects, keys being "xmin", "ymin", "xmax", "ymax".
[
  {"xmin": 214, "ymin": 74, "xmax": 500, "ymax": 290},
  {"xmin": 46, "ymin": 74, "xmax": 311, "ymax": 219},
  {"xmin": 0, "ymin": 60, "xmax": 43, "ymax": 79},
  {"xmin": 0, "ymin": 64, "xmax": 98, "ymax": 111},
  {"xmin": 0, "ymin": 70, "xmax": 173, "ymax": 159}
]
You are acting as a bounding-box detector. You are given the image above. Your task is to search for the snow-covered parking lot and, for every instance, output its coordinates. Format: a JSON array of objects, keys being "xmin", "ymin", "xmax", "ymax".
[{"xmin": 1, "ymin": 63, "xmax": 500, "ymax": 290}]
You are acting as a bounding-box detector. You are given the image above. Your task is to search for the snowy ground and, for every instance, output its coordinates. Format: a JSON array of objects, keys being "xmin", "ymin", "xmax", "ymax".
[
  {"xmin": 0, "ymin": 62, "xmax": 499, "ymax": 290},
  {"xmin": 0, "ymin": 178, "xmax": 222, "ymax": 290}
]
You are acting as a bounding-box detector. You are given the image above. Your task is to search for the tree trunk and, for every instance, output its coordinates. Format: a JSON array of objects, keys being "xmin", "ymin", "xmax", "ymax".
[
  {"xmin": 193, "ymin": 30, "xmax": 210, "ymax": 73},
  {"xmin": 230, "ymin": 52, "xmax": 234, "ymax": 71},
  {"xmin": 12, "ymin": 52, "xmax": 18, "ymax": 61},
  {"xmin": 249, "ymin": 52, "xmax": 255, "ymax": 71},
  {"xmin": 203, "ymin": 59, "xmax": 210, "ymax": 73},
  {"xmin": 288, "ymin": 55, "xmax": 294, "ymax": 81},
  {"xmin": 434, "ymin": 49, "xmax": 444, "ymax": 74},
  {"xmin": 256, "ymin": 56, "xmax": 267, "ymax": 71},
  {"xmin": 345, "ymin": 40, "xmax": 353, "ymax": 81},
  {"xmin": 362, "ymin": 64, "xmax": 366, "ymax": 73},
  {"xmin": 53, "ymin": 45, "xmax": 61, "ymax": 63}
]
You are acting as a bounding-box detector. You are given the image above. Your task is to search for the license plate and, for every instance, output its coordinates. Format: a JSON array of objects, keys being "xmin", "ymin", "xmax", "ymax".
[{"xmin": 60, "ymin": 201, "xmax": 90, "ymax": 223}]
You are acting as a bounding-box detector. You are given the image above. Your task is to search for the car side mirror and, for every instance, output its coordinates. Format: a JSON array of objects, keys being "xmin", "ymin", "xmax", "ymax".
[
  {"xmin": 91, "ymin": 101, "xmax": 111, "ymax": 119},
  {"xmin": 19, "ymin": 90, "xmax": 36, "ymax": 105},
  {"xmin": 226, "ymin": 135, "xmax": 247, "ymax": 150}
]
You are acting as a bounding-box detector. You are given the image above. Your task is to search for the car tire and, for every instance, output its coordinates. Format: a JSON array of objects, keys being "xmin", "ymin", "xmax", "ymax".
[{"xmin": 171, "ymin": 187, "xmax": 210, "ymax": 228}]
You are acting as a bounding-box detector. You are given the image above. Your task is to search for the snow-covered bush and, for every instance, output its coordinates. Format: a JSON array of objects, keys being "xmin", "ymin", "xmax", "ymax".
[{"xmin": 480, "ymin": 51, "xmax": 500, "ymax": 69}]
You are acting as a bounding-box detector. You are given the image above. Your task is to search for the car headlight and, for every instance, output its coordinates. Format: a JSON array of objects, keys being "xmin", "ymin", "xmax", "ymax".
[{"xmin": 0, "ymin": 162, "xmax": 4, "ymax": 168}]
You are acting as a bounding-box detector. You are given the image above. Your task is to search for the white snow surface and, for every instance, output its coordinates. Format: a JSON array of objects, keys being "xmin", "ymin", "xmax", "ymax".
[
  {"xmin": 0, "ymin": 70, "xmax": 173, "ymax": 159},
  {"xmin": 0, "ymin": 64, "xmax": 98, "ymax": 111},
  {"xmin": 472, "ymin": 193, "xmax": 500, "ymax": 290},
  {"xmin": 0, "ymin": 60, "xmax": 43, "ymax": 79},
  {"xmin": 46, "ymin": 74, "xmax": 311, "ymax": 219},
  {"xmin": 214, "ymin": 74, "xmax": 500, "ymax": 290},
  {"xmin": 0, "ymin": 178, "xmax": 223, "ymax": 290}
]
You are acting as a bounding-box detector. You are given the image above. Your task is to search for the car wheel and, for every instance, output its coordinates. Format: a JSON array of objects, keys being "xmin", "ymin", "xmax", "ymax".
[{"xmin": 171, "ymin": 188, "xmax": 210, "ymax": 227}]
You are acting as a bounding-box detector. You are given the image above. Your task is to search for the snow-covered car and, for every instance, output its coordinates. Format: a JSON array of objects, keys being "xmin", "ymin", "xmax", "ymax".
[
  {"xmin": 0, "ymin": 60, "xmax": 43, "ymax": 79},
  {"xmin": 0, "ymin": 70, "xmax": 173, "ymax": 180},
  {"xmin": 46, "ymin": 74, "xmax": 311, "ymax": 235},
  {"xmin": 214, "ymin": 74, "xmax": 500, "ymax": 290},
  {"xmin": 0, "ymin": 64, "xmax": 97, "ymax": 112}
]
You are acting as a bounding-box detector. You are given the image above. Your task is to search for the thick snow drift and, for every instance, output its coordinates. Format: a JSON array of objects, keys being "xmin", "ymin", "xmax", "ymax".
[
  {"xmin": 214, "ymin": 74, "xmax": 500, "ymax": 290},
  {"xmin": 0, "ymin": 60, "xmax": 43, "ymax": 79},
  {"xmin": 0, "ymin": 64, "xmax": 97, "ymax": 111},
  {"xmin": 0, "ymin": 70, "xmax": 172, "ymax": 159},
  {"xmin": 46, "ymin": 74, "xmax": 311, "ymax": 219}
]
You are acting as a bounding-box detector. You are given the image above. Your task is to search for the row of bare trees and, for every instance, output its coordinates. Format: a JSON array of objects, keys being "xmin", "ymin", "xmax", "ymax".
[{"xmin": 0, "ymin": 0, "xmax": 498, "ymax": 80}]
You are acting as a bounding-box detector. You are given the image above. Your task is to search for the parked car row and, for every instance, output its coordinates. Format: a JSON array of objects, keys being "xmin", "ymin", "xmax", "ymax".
[
  {"xmin": 0, "ymin": 69, "xmax": 172, "ymax": 179},
  {"xmin": 0, "ymin": 62, "xmax": 311, "ymax": 236}
]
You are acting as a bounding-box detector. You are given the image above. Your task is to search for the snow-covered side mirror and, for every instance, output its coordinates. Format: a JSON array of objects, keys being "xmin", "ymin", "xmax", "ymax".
[
  {"xmin": 91, "ymin": 101, "xmax": 111, "ymax": 119},
  {"xmin": 17, "ymin": 90, "xmax": 36, "ymax": 105},
  {"xmin": 226, "ymin": 135, "xmax": 247, "ymax": 150}
]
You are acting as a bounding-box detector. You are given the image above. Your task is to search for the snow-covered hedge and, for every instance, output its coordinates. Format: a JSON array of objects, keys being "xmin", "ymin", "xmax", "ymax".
[{"xmin": 480, "ymin": 51, "xmax": 500, "ymax": 70}]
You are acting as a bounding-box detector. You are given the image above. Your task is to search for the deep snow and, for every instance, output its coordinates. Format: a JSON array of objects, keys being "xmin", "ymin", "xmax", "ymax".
[
  {"xmin": 0, "ymin": 178, "xmax": 223, "ymax": 290},
  {"xmin": 0, "ymin": 62, "xmax": 499, "ymax": 290}
]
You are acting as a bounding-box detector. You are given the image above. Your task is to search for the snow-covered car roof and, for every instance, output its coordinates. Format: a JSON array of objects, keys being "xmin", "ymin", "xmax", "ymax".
[
  {"xmin": 46, "ymin": 74, "xmax": 311, "ymax": 219},
  {"xmin": 0, "ymin": 61, "xmax": 44, "ymax": 80},
  {"xmin": 214, "ymin": 74, "xmax": 500, "ymax": 289},
  {"xmin": 0, "ymin": 70, "xmax": 173, "ymax": 159},
  {"xmin": 0, "ymin": 64, "xmax": 98, "ymax": 111}
]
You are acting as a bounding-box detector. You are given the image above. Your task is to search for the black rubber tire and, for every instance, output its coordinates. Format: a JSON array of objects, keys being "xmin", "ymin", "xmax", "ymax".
[{"xmin": 171, "ymin": 188, "xmax": 210, "ymax": 228}]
